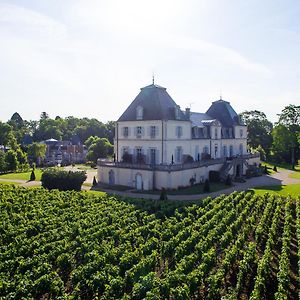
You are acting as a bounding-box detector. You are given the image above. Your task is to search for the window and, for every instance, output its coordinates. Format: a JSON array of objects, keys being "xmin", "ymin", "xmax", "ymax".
[
  {"xmin": 176, "ymin": 146, "xmax": 182, "ymax": 162},
  {"xmin": 214, "ymin": 144, "xmax": 218, "ymax": 157},
  {"xmin": 150, "ymin": 148, "xmax": 156, "ymax": 165},
  {"xmin": 215, "ymin": 128, "xmax": 218, "ymax": 139},
  {"xmin": 176, "ymin": 126, "xmax": 183, "ymax": 138},
  {"xmin": 150, "ymin": 126, "xmax": 156, "ymax": 138},
  {"xmin": 223, "ymin": 145, "xmax": 227, "ymax": 157},
  {"xmin": 239, "ymin": 144, "xmax": 243, "ymax": 155},
  {"xmin": 123, "ymin": 127, "xmax": 129, "ymax": 137},
  {"xmin": 240, "ymin": 129, "xmax": 243, "ymax": 138},
  {"xmin": 203, "ymin": 127, "xmax": 207, "ymax": 138},
  {"xmin": 136, "ymin": 106, "xmax": 143, "ymax": 120},
  {"xmin": 204, "ymin": 146, "xmax": 209, "ymax": 154},
  {"xmin": 229, "ymin": 128, "xmax": 233, "ymax": 138},
  {"xmin": 229, "ymin": 145, "xmax": 233, "ymax": 157},
  {"xmin": 135, "ymin": 147, "xmax": 144, "ymax": 163},
  {"xmin": 136, "ymin": 126, "xmax": 142, "ymax": 138}
]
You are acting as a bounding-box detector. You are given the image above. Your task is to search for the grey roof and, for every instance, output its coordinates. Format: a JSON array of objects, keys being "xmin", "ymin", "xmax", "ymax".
[
  {"xmin": 206, "ymin": 99, "xmax": 245, "ymax": 127},
  {"xmin": 118, "ymin": 83, "xmax": 188, "ymax": 121},
  {"xmin": 190, "ymin": 112, "xmax": 216, "ymax": 127}
]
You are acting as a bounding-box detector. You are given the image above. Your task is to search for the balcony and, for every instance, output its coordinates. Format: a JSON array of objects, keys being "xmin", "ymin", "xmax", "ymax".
[{"xmin": 98, "ymin": 153, "xmax": 259, "ymax": 172}]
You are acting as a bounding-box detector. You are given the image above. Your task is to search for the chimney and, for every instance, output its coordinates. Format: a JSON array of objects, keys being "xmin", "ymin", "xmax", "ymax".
[{"xmin": 185, "ymin": 107, "xmax": 190, "ymax": 120}]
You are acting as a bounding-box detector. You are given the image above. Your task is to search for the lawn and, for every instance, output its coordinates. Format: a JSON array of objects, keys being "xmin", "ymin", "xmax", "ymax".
[
  {"xmin": 0, "ymin": 180, "xmax": 20, "ymax": 185},
  {"xmin": 133, "ymin": 182, "xmax": 229, "ymax": 195},
  {"xmin": 288, "ymin": 172, "xmax": 300, "ymax": 179},
  {"xmin": 250, "ymin": 184, "xmax": 300, "ymax": 197},
  {"xmin": 0, "ymin": 169, "xmax": 43, "ymax": 181},
  {"xmin": 264, "ymin": 161, "xmax": 300, "ymax": 172}
]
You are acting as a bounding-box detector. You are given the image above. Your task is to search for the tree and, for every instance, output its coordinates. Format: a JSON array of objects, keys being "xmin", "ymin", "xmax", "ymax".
[
  {"xmin": 275, "ymin": 104, "xmax": 300, "ymax": 166},
  {"xmin": 0, "ymin": 122, "xmax": 13, "ymax": 146},
  {"xmin": 86, "ymin": 138, "xmax": 113, "ymax": 163},
  {"xmin": 271, "ymin": 124, "xmax": 297, "ymax": 164},
  {"xmin": 0, "ymin": 150, "xmax": 6, "ymax": 172},
  {"xmin": 28, "ymin": 143, "xmax": 47, "ymax": 165},
  {"xmin": 8, "ymin": 112, "xmax": 24, "ymax": 129},
  {"xmin": 5, "ymin": 150, "xmax": 18, "ymax": 171},
  {"xmin": 240, "ymin": 110, "xmax": 273, "ymax": 157},
  {"xmin": 16, "ymin": 148, "xmax": 29, "ymax": 171}
]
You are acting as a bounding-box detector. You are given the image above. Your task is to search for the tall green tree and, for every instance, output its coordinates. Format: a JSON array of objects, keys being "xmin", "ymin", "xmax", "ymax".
[
  {"xmin": 86, "ymin": 138, "xmax": 113, "ymax": 163},
  {"xmin": 0, "ymin": 150, "xmax": 6, "ymax": 172},
  {"xmin": 5, "ymin": 150, "xmax": 19, "ymax": 171},
  {"xmin": 28, "ymin": 143, "xmax": 47, "ymax": 165},
  {"xmin": 240, "ymin": 110, "xmax": 273, "ymax": 156},
  {"xmin": 274, "ymin": 104, "xmax": 300, "ymax": 165}
]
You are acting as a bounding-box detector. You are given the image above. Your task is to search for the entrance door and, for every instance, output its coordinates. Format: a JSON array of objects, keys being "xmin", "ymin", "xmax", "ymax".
[
  {"xmin": 109, "ymin": 170, "xmax": 115, "ymax": 185},
  {"xmin": 135, "ymin": 174, "xmax": 143, "ymax": 190}
]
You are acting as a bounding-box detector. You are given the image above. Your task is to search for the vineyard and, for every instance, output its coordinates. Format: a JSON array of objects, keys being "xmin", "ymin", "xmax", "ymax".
[{"xmin": 0, "ymin": 185, "xmax": 299, "ymax": 299}]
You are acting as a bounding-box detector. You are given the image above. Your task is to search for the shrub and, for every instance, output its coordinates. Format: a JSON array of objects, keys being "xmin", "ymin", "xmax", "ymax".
[
  {"xmin": 159, "ymin": 188, "xmax": 168, "ymax": 200},
  {"xmin": 189, "ymin": 177, "xmax": 196, "ymax": 186},
  {"xmin": 264, "ymin": 165, "xmax": 270, "ymax": 175},
  {"xmin": 209, "ymin": 170, "xmax": 220, "ymax": 182},
  {"xmin": 41, "ymin": 169, "xmax": 87, "ymax": 191},
  {"xmin": 203, "ymin": 179, "xmax": 210, "ymax": 193},
  {"xmin": 30, "ymin": 170, "xmax": 36, "ymax": 181},
  {"xmin": 93, "ymin": 176, "xmax": 97, "ymax": 187},
  {"xmin": 225, "ymin": 174, "xmax": 232, "ymax": 186},
  {"xmin": 273, "ymin": 165, "xmax": 277, "ymax": 172}
]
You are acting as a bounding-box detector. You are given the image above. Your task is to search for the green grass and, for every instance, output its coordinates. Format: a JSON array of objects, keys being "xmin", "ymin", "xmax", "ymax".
[
  {"xmin": 95, "ymin": 183, "xmax": 133, "ymax": 191},
  {"xmin": 250, "ymin": 184, "xmax": 300, "ymax": 197},
  {"xmin": 264, "ymin": 161, "xmax": 300, "ymax": 172},
  {"xmin": 74, "ymin": 164, "xmax": 95, "ymax": 171},
  {"xmin": 0, "ymin": 180, "xmax": 20, "ymax": 185},
  {"xmin": 133, "ymin": 182, "xmax": 229, "ymax": 195},
  {"xmin": 288, "ymin": 172, "xmax": 300, "ymax": 179},
  {"xmin": 0, "ymin": 169, "xmax": 43, "ymax": 181}
]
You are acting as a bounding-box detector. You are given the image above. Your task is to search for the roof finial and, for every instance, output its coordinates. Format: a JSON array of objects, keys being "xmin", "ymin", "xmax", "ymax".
[
  {"xmin": 220, "ymin": 89, "xmax": 222, "ymax": 100},
  {"xmin": 152, "ymin": 72, "xmax": 155, "ymax": 85}
]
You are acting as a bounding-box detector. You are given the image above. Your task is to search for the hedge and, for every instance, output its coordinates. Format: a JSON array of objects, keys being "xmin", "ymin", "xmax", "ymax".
[{"xmin": 41, "ymin": 169, "xmax": 87, "ymax": 191}]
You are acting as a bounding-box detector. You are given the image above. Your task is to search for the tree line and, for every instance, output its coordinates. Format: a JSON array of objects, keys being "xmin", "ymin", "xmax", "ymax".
[
  {"xmin": 0, "ymin": 104, "xmax": 299, "ymax": 173},
  {"xmin": 0, "ymin": 112, "xmax": 115, "ymax": 172},
  {"xmin": 240, "ymin": 104, "xmax": 300, "ymax": 167}
]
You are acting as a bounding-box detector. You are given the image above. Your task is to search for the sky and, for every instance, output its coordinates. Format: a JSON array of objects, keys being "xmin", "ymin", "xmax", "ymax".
[{"xmin": 0, "ymin": 0, "xmax": 299, "ymax": 123}]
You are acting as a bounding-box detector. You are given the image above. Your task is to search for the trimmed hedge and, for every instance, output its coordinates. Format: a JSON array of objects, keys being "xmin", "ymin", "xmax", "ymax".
[
  {"xmin": 41, "ymin": 169, "xmax": 87, "ymax": 191},
  {"xmin": 209, "ymin": 170, "xmax": 220, "ymax": 182}
]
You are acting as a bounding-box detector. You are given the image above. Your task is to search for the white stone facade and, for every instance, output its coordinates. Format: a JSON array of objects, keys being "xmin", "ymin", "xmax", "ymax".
[{"xmin": 98, "ymin": 83, "xmax": 259, "ymax": 190}]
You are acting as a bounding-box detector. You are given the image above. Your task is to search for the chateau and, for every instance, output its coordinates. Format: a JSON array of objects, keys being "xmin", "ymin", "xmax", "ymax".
[{"xmin": 98, "ymin": 82, "xmax": 259, "ymax": 190}]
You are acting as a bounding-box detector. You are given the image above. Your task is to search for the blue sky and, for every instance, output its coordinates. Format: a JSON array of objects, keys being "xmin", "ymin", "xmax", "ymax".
[{"xmin": 0, "ymin": 0, "xmax": 299, "ymax": 123}]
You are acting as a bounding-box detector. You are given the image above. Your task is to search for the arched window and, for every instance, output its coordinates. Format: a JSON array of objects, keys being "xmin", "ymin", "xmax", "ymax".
[{"xmin": 136, "ymin": 106, "xmax": 143, "ymax": 120}]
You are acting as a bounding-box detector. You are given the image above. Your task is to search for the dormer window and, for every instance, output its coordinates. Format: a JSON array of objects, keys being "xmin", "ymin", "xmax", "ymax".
[
  {"xmin": 215, "ymin": 128, "xmax": 218, "ymax": 139},
  {"xmin": 136, "ymin": 106, "xmax": 143, "ymax": 120}
]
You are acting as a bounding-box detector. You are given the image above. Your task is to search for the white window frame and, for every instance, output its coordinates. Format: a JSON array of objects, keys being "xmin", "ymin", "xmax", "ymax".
[
  {"xmin": 136, "ymin": 126, "xmax": 142, "ymax": 138},
  {"xmin": 123, "ymin": 127, "xmax": 129, "ymax": 137},
  {"xmin": 175, "ymin": 146, "xmax": 182, "ymax": 163},
  {"xmin": 150, "ymin": 126, "xmax": 156, "ymax": 138},
  {"xmin": 176, "ymin": 126, "xmax": 183, "ymax": 138}
]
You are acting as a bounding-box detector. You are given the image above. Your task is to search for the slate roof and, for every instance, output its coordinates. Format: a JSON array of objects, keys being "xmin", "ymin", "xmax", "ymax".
[
  {"xmin": 118, "ymin": 83, "xmax": 188, "ymax": 121},
  {"xmin": 206, "ymin": 99, "xmax": 245, "ymax": 127},
  {"xmin": 189, "ymin": 112, "xmax": 216, "ymax": 127}
]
